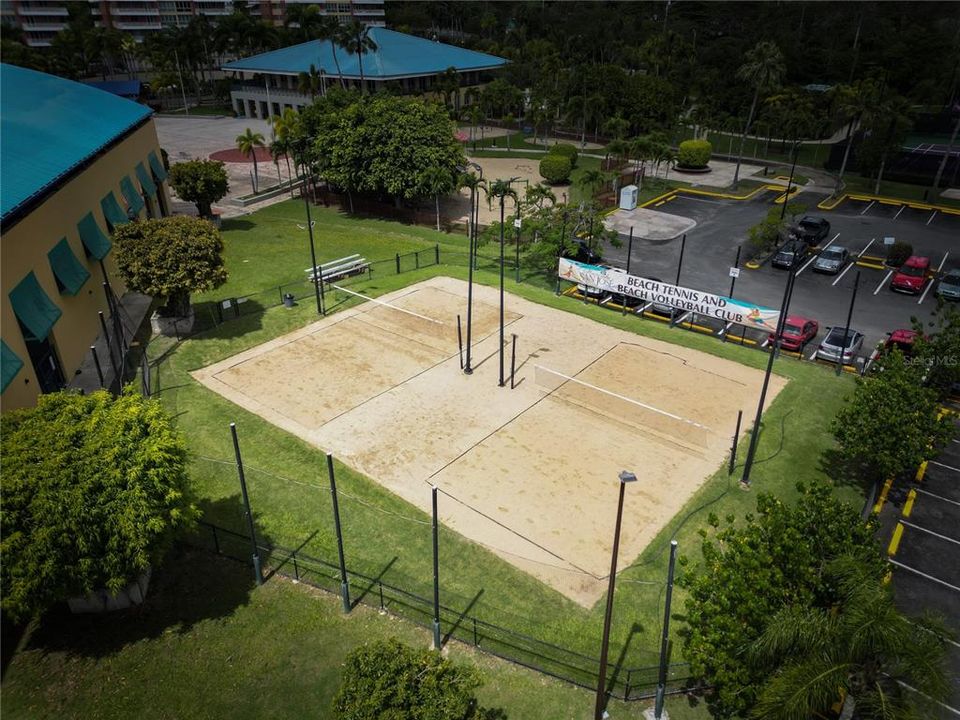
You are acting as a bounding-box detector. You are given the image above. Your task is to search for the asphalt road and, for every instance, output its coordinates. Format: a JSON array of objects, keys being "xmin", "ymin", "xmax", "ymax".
[{"xmin": 600, "ymin": 190, "xmax": 960, "ymax": 360}]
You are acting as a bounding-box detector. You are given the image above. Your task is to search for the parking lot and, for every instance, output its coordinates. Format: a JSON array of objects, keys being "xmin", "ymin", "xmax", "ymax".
[
  {"xmin": 599, "ymin": 189, "xmax": 960, "ymax": 369},
  {"xmin": 879, "ymin": 413, "xmax": 960, "ymax": 713}
]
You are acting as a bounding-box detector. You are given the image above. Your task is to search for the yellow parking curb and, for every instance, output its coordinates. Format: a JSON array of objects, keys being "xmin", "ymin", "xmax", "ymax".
[
  {"xmin": 745, "ymin": 260, "xmax": 761, "ymax": 269},
  {"xmin": 903, "ymin": 489, "xmax": 916, "ymax": 517},
  {"xmin": 915, "ymin": 460, "xmax": 927, "ymax": 482},
  {"xmin": 873, "ymin": 476, "xmax": 894, "ymax": 514},
  {"xmin": 817, "ymin": 192, "xmax": 960, "ymax": 215},
  {"xmin": 773, "ymin": 186, "xmax": 802, "ymax": 204},
  {"xmin": 887, "ymin": 522, "xmax": 904, "ymax": 556},
  {"xmin": 855, "ymin": 260, "xmax": 886, "ymax": 270},
  {"xmin": 640, "ymin": 190, "xmax": 679, "ymax": 208}
]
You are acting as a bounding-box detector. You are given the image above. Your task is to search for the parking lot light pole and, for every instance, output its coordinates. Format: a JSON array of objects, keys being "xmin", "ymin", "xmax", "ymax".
[
  {"xmin": 837, "ymin": 270, "xmax": 861, "ymax": 376},
  {"xmin": 462, "ymin": 162, "xmax": 483, "ymax": 375},
  {"xmin": 741, "ymin": 263, "xmax": 796, "ymax": 487},
  {"xmin": 729, "ymin": 245, "xmax": 741, "ymax": 297},
  {"xmin": 298, "ymin": 138, "xmax": 323, "ymax": 316},
  {"xmin": 779, "ymin": 140, "xmax": 802, "ymax": 223},
  {"xmin": 594, "ymin": 470, "xmax": 637, "ymax": 720},
  {"xmin": 675, "ymin": 233, "xmax": 686, "ymax": 286}
]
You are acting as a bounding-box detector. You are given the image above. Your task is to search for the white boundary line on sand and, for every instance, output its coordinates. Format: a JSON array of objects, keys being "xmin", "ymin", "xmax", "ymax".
[
  {"xmin": 331, "ymin": 283, "xmax": 445, "ymax": 325},
  {"xmin": 533, "ymin": 364, "xmax": 712, "ymax": 432}
]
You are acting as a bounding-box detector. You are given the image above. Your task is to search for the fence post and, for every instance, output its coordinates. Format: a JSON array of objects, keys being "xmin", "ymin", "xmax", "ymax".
[
  {"xmin": 416, "ymin": 251, "xmax": 420, "ymax": 270},
  {"xmin": 624, "ymin": 669, "xmax": 632, "ymax": 701},
  {"xmin": 395, "ymin": 253, "xmax": 401, "ymax": 274},
  {"xmin": 509, "ymin": 334, "xmax": 517, "ymax": 389},
  {"xmin": 378, "ymin": 580, "xmax": 385, "ymax": 614},
  {"xmin": 98, "ymin": 311, "xmax": 119, "ymax": 382},
  {"xmin": 473, "ymin": 617, "xmax": 478, "ymax": 646},
  {"xmin": 216, "ymin": 300, "xmax": 223, "ymax": 324},
  {"xmin": 457, "ymin": 314, "xmax": 464, "ymax": 370},
  {"xmin": 230, "ymin": 423, "xmax": 263, "ymax": 586},
  {"xmin": 90, "ymin": 345, "xmax": 105, "ymax": 388},
  {"xmin": 654, "ymin": 541, "xmax": 679, "ymax": 719},
  {"xmin": 435, "ymin": 243, "xmax": 440, "ymax": 265},
  {"xmin": 729, "ymin": 410, "xmax": 743, "ymax": 475},
  {"xmin": 327, "ymin": 452, "xmax": 351, "ymax": 613},
  {"xmin": 211, "ymin": 524, "xmax": 220, "ymax": 554}
]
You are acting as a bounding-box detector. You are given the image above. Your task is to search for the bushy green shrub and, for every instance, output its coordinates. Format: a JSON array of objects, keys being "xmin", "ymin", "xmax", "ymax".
[
  {"xmin": 887, "ymin": 240, "xmax": 913, "ymax": 267},
  {"xmin": 539, "ymin": 154, "xmax": 572, "ymax": 184},
  {"xmin": 677, "ymin": 139, "xmax": 712, "ymax": 169},
  {"xmin": 0, "ymin": 390, "xmax": 197, "ymax": 621},
  {"xmin": 548, "ymin": 142, "xmax": 578, "ymax": 168}
]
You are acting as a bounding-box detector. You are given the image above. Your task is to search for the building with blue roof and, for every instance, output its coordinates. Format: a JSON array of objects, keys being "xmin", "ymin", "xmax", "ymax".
[
  {"xmin": 222, "ymin": 27, "xmax": 508, "ymax": 119},
  {"xmin": 1, "ymin": 63, "xmax": 170, "ymax": 411}
]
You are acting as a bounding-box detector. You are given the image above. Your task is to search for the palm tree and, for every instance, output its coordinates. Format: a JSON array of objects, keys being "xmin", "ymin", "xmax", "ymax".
[
  {"xmin": 606, "ymin": 138, "xmax": 630, "ymax": 173},
  {"xmin": 313, "ymin": 16, "xmax": 345, "ymax": 89},
  {"xmin": 339, "ymin": 20, "xmax": 377, "ymax": 94},
  {"xmin": 829, "ymin": 78, "xmax": 881, "ymax": 195},
  {"xmin": 631, "ymin": 135, "xmax": 656, "ymax": 186},
  {"xmin": 420, "ymin": 167, "xmax": 454, "ymax": 232},
  {"xmin": 273, "ymin": 108, "xmax": 300, "ymax": 191},
  {"xmin": 524, "ymin": 183, "xmax": 556, "ymax": 210},
  {"xmin": 577, "ymin": 169, "xmax": 611, "ymax": 200},
  {"xmin": 749, "ymin": 558, "xmax": 949, "ymax": 720},
  {"xmin": 236, "ymin": 128, "xmax": 265, "ymax": 193},
  {"xmin": 732, "ymin": 40, "xmax": 786, "ymax": 187},
  {"xmin": 297, "ymin": 63, "xmax": 323, "ymax": 98},
  {"xmin": 861, "ymin": 94, "xmax": 913, "ymax": 194}
]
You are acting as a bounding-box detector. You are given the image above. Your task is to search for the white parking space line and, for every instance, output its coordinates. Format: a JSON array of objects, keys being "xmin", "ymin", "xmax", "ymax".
[
  {"xmin": 674, "ymin": 311, "xmax": 692, "ymax": 324},
  {"xmin": 894, "ymin": 205, "xmax": 907, "ymax": 219},
  {"xmin": 930, "ymin": 460, "xmax": 960, "ymax": 474},
  {"xmin": 900, "ymin": 519, "xmax": 960, "ymax": 545},
  {"xmin": 760, "ymin": 338, "xmax": 770, "ymax": 349},
  {"xmin": 832, "ymin": 262, "xmax": 855, "ymax": 286},
  {"xmin": 858, "ymin": 238, "xmax": 876, "ymax": 257},
  {"xmin": 873, "ymin": 269, "xmax": 893, "ymax": 295},
  {"xmin": 918, "ymin": 251, "xmax": 949, "ymax": 305},
  {"xmin": 718, "ymin": 321, "xmax": 732, "ymax": 336},
  {"xmin": 888, "ymin": 559, "xmax": 960, "ymax": 593},
  {"xmin": 914, "ymin": 487, "xmax": 960, "ymax": 507},
  {"xmin": 637, "ymin": 302, "xmax": 652, "ymax": 314},
  {"xmin": 860, "ymin": 200, "xmax": 875, "ymax": 215},
  {"xmin": 926, "ymin": 210, "xmax": 938, "ymax": 225},
  {"xmin": 675, "ymin": 195, "xmax": 723, "ymax": 205},
  {"xmin": 807, "ymin": 347, "xmax": 819, "ymax": 361},
  {"xmin": 796, "ymin": 232, "xmax": 840, "ymax": 276}
]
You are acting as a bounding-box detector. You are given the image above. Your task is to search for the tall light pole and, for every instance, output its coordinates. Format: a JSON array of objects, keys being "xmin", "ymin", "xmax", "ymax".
[
  {"xmin": 594, "ymin": 470, "xmax": 637, "ymax": 720},
  {"xmin": 462, "ymin": 162, "xmax": 482, "ymax": 375},
  {"xmin": 298, "ymin": 138, "xmax": 323, "ymax": 316},
  {"xmin": 779, "ymin": 140, "xmax": 802, "ymax": 222}
]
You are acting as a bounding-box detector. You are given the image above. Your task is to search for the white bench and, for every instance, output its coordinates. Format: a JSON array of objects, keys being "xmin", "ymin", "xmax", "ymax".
[{"xmin": 305, "ymin": 254, "xmax": 370, "ymax": 284}]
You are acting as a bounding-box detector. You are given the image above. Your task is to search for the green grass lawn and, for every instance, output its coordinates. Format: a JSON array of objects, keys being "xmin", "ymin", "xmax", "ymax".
[
  {"xmin": 1, "ymin": 548, "xmax": 710, "ymax": 720},
  {"xmin": 4, "ymin": 202, "xmax": 863, "ymax": 716}
]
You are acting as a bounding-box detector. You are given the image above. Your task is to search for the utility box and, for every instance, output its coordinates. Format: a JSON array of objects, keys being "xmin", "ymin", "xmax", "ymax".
[{"xmin": 619, "ymin": 184, "xmax": 638, "ymax": 210}]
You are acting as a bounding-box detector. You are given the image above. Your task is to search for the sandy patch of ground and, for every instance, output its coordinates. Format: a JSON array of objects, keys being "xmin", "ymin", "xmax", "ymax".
[{"xmin": 193, "ymin": 277, "xmax": 785, "ymax": 606}]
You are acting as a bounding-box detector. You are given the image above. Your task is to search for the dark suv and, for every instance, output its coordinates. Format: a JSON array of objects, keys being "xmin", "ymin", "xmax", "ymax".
[
  {"xmin": 772, "ymin": 239, "xmax": 809, "ymax": 269},
  {"xmin": 788, "ymin": 216, "xmax": 831, "ymax": 246}
]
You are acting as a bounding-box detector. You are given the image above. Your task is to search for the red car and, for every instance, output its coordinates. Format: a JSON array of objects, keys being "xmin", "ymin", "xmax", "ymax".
[
  {"xmin": 884, "ymin": 329, "xmax": 921, "ymax": 356},
  {"xmin": 891, "ymin": 256, "xmax": 931, "ymax": 294},
  {"xmin": 769, "ymin": 315, "xmax": 819, "ymax": 351}
]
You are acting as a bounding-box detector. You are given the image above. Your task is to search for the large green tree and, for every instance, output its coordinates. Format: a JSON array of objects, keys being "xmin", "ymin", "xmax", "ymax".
[
  {"xmin": 113, "ymin": 216, "xmax": 228, "ymax": 317},
  {"xmin": 680, "ymin": 482, "xmax": 886, "ymax": 719},
  {"xmin": 1, "ymin": 390, "xmax": 197, "ymax": 621},
  {"xmin": 832, "ymin": 350, "xmax": 953, "ymax": 483},
  {"xmin": 168, "ymin": 159, "xmax": 229, "ymax": 218},
  {"xmin": 750, "ymin": 558, "xmax": 950, "ymax": 720},
  {"xmin": 332, "ymin": 638, "xmax": 484, "ymax": 719},
  {"xmin": 731, "ymin": 40, "xmax": 785, "ymax": 186},
  {"xmin": 313, "ymin": 94, "xmax": 465, "ymax": 207}
]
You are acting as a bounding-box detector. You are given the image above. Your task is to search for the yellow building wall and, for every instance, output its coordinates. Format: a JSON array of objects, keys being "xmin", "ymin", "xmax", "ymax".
[{"xmin": 1, "ymin": 118, "xmax": 170, "ymax": 412}]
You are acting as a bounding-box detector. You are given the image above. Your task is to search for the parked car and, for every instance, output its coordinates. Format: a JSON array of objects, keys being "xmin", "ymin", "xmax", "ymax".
[
  {"xmin": 644, "ymin": 277, "xmax": 675, "ymax": 316},
  {"xmin": 883, "ymin": 329, "xmax": 921, "ymax": 357},
  {"xmin": 564, "ymin": 240, "xmax": 602, "ymax": 266},
  {"xmin": 891, "ymin": 255, "xmax": 931, "ymax": 294},
  {"xmin": 812, "ymin": 246, "xmax": 850, "ymax": 274},
  {"xmin": 789, "ymin": 216, "xmax": 831, "ymax": 245},
  {"xmin": 936, "ymin": 268, "xmax": 960, "ymax": 301},
  {"xmin": 816, "ymin": 327, "xmax": 864, "ymax": 365},
  {"xmin": 768, "ymin": 315, "xmax": 819, "ymax": 351},
  {"xmin": 772, "ymin": 240, "xmax": 810, "ymax": 269}
]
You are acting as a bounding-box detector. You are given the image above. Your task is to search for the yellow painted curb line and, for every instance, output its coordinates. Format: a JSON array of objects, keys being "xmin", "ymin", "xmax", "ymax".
[
  {"xmin": 855, "ymin": 260, "xmax": 886, "ymax": 270},
  {"xmin": 873, "ymin": 476, "xmax": 894, "ymax": 514},
  {"xmin": 773, "ymin": 186, "xmax": 802, "ymax": 204},
  {"xmin": 817, "ymin": 192, "xmax": 960, "ymax": 215},
  {"xmin": 915, "ymin": 460, "xmax": 927, "ymax": 482},
  {"xmin": 745, "ymin": 261, "xmax": 761, "ymax": 270},
  {"xmin": 639, "ymin": 190, "xmax": 678, "ymax": 209},
  {"xmin": 887, "ymin": 522, "xmax": 904, "ymax": 556},
  {"xmin": 644, "ymin": 312, "xmax": 672, "ymax": 323},
  {"xmin": 675, "ymin": 184, "xmax": 780, "ymax": 201},
  {"xmin": 903, "ymin": 489, "xmax": 916, "ymax": 518},
  {"xmin": 680, "ymin": 321, "xmax": 716, "ymax": 335}
]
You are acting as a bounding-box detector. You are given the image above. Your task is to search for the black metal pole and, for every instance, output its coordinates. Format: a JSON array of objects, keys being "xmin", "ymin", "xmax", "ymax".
[
  {"xmin": 626, "ymin": 226, "xmax": 634, "ymax": 275},
  {"xmin": 431, "ymin": 485, "xmax": 441, "ymax": 649},
  {"xmin": 457, "ymin": 314, "xmax": 464, "ymax": 369},
  {"xmin": 499, "ymin": 193, "xmax": 506, "ymax": 388},
  {"xmin": 741, "ymin": 267, "xmax": 795, "ymax": 487},
  {"xmin": 837, "ymin": 270, "xmax": 861, "ymax": 375},
  {"xmin": 98, "ymin": 311, "xmax": 118, "ymax": 380},
  {"xmin": 327, "ymin": 453, "xmax": 351, "ymax": 612},
  {"xmin": 729, "ymin": 409, "xmax": 743, "ymax": 476},
  {"xmin": 654, "ymin": 541, "xmax": 679, "ymax": 719},
  {"xmin": 779, "ymin": 141, "xmax": 800, "ymax": 223},
  {"xmin": 729, "ymin": 245, "xmax": 742, "ymax": 298},
  {"xmin": 230, "ymin": 422, "xmax": 262, "ymax": 585},
  {"xmin": 595, "ymin": 474, "xmax": 632, "ymax": 720},
  {"xmin": 515, "ymin": 203, "xmax": 521, "ymax": 283},
  {"xmin": 301, "ymin": 145, "xmax": 324, "ymax": 316},
  {"xmin": 674, "ymin": 233, "xmax": 686, "ymax": 287},
  {"xmin": 510, "ymin": 333, "xmax": 517, "ymax": 389},
  {"xmin": 464, "ymin": 185, "xmax": 476, "ymax": 375},
  {"xmin": 103, "ymin": 281, "xmax": 126, "ymax": 353},
  {"xmin": 90, "ymin": 345, "xmax": 105, "ymax": 388},
  {"xmin": 556, "ymin": 212, "xmax": 568, "ymax": 295}
]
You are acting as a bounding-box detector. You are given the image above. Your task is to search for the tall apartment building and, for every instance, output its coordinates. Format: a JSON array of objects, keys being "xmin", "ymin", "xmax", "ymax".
[{"xmin": 2, "ymin": 0, "xmax": 384, "ymax": 47}]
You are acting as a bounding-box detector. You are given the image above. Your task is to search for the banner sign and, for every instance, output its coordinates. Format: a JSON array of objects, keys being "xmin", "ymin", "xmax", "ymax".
[{"xmin": 558, "ymin": 258, "xmax": 781, "ymax": 332}]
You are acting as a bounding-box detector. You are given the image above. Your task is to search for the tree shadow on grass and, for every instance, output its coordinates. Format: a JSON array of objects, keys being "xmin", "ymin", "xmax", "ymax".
[
  {"xmin": 189, "ymin": 298, "xmax": 267, "ymax": 340},
  {"xmin": 817, "ymin": 448, "xmax": 874, "ymax": 495},
  {"xmin": 15, "ymin": 494, "xmax": 274, "ymax": 661}
]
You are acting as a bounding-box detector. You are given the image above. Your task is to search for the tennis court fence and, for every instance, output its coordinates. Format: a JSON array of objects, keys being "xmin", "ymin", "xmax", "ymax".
[{"xmin": 188, "ymin": 519, "xmax": 698, "ymax": 702}]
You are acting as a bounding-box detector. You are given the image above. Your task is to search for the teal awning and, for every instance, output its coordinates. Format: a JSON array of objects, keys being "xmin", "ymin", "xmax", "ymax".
[
  {"xmin": 136, "ymin": 162, "xmax": 157, "ymax": 197},
  {"xmin": 77, "ymin": 211, "xmax": 112, "ymax": 259},
  {"xmin": 148, "ymin": 150, "xmax": 168, "ymax": 182},
  {"xmin": 101, "ymin": 191, "xmax": 129, "ymax": 229},
  {"xmin": 48, "ymin": 238, "xmax": 91, "ymax": 296},
  {"xmin": 1, "ymin": 340, "xmax": 24, "ymax": 393},
  {"xmin": 120, "ymin": 175, "xmax": 145, "ymax": 216},
  {"xmin": 9, "ymin": 271, "xmax": 62, "ymax": 342}
]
